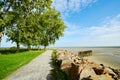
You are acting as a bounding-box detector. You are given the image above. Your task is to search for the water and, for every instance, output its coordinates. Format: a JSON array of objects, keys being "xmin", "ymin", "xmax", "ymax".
[{"xmin": 53, "ymin": 47, "xmax": 120, "ymax": 56}]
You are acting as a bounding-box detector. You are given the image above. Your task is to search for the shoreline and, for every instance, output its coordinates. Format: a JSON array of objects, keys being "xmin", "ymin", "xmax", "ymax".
[
  {"xmin": 55, "ymin": 49, "xmax": 120, "ymax": 80},
  {"xmin": 55, "ymin": 47, "xmax": 120, "ymax": 69},
  {"xmin": 84, "ymin": 55, "xmax": 120, "ymax": 69}
]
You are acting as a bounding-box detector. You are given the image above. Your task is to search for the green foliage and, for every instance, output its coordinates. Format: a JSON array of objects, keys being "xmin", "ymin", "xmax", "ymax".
[
  {"xmin": 40, "ymin": 9, "xmax": 67, "ymax": 48},
  {"xmin": 0, "ymin": 48, "xmax": 29, "ymax": 54},
  {"xmin": 51, "ymin": 50, "xmax": 71, "ymax": 80},
  {"xmin": 51, "ymin": 67, "xmax": 71, "ymax": 80},
  {"xmin": 0, "ymin": 0, "xmax": 66, "ymax": 51},
  {"xmin": 9, "ymin": 46, "xmax": 17, "ymax": 50},
  {"xmin": 52, "ymin": 50, "xmax": 57, "ymax": 60},
  {"xmin": 0, "ymin": 49, "xmax": 44, "ymax": 79}
]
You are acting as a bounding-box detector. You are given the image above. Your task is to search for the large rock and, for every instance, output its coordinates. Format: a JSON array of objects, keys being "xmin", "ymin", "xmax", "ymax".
[
  {"xmin": 79, "ymin": 66, "xmax": 96, "ymax": 80},
  {"xmin": 60, "ymin": 58, "xmax": 72, "ymax": 75},
  {"xmin": 56, "ymin": 50, "xmax": 72, "ymax": 60},
  {"xmin": 80, "ymin": 66, "xmax": 115, "ymax": 80},
  {"xmin": 69, "ymin": 63, "xmax": 80, "ymax": 80}
]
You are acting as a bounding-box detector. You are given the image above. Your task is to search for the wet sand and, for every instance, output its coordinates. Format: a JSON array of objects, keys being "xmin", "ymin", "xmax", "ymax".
[{"xmin": 84, "ymin": 55, "xmax": 120, "ymax": 69}]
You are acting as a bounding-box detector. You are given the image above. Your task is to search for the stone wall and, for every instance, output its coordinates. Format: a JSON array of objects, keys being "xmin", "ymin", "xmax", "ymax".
[{"xmin": 78, "ymin": 50, "xmax": 92, "ymax": 57}]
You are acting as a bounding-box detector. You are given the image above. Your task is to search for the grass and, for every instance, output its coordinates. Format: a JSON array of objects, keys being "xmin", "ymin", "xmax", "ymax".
[{"xmin": 0, "ymin": 49, "xmax": 44, "ymax": 80}]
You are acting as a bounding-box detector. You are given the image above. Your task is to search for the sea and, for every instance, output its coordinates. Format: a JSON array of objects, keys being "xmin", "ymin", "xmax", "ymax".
[{"xmin": 53, "ymin": 47, "xmax": 120, "ymax": 56}]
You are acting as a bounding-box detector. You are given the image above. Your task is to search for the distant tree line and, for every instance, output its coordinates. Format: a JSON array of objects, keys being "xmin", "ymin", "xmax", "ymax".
[{"xmin": 0, "ymin": 0, "xmax": 66, "ymax": 51}]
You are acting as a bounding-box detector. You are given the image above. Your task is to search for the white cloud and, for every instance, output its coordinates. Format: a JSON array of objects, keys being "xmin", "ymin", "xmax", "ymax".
[
  {"xmin": 52, "ymin": 0, "xmax": 68, "ymax": 12},
  {"xmin": 54, "ymin": 14, "xmax": 120, "ymax": 47},
  {"xmin": 89, "ymin": 14, "xmax": 120, "ymax": 38},
  {"xmin": 64, "ymin": 23, "xmax": 82, "ymax": 35},
  {"xmin": 86, "ymin": 14, "xmax": 120, "ymax": 45},
  {"xmin": 52, "ymin": 0, "xmax": 97, "ymax": 13}
]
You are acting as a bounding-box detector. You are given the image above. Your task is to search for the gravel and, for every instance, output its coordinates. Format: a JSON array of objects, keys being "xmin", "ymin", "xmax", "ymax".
[{"xmin": 4, "ymin": 50, "xmax": 53, "ymax": 80}]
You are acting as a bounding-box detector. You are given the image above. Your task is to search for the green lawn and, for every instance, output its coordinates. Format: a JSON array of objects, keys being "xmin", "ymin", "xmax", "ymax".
[{"xmin": 0, "ymin": 50, "xmax": 44, "ymax": 79}]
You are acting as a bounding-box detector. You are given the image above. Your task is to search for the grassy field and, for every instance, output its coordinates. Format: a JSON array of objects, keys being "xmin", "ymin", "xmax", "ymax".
[{"xmin": 0, "ymin": 49, "xmax": 44, "ymax": 79}]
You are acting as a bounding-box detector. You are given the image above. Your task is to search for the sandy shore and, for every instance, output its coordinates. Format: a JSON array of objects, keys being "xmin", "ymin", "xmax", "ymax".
[{"xmin": 84, "ymin": 55, "xmax": 120, "ymax": 69}]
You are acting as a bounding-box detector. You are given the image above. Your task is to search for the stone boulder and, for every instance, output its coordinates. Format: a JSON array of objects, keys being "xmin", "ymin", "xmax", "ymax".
[
  {"xmin": 69, "ymin": 63, "xmax": 80, "ymax": 80},
  {"xmin": 56, "ymin": 50, "xmax": 72, "ymax": 60},
  {"xmin": 60, "ymin": 58, "xmax": 72, "ymax": 75},
  {"xmin": 79, "ymin": 66, "xmax": 96, "ymax": 80}
]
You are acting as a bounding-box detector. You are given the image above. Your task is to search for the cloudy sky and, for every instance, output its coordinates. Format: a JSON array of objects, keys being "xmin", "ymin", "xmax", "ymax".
[
  {"xmin": 1, "ymin": 0, "xmax": 120, "ymax": 47},
  {"xmin": 51, "ymin": 0, "xmax": 120, "ymax": 47}
]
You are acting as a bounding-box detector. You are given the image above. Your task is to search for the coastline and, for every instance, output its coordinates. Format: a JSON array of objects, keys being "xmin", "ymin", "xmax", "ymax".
[
  {"xmin": 55, "ymin": 49, "xmax": 120, "ymax": 80},
  {"xmin": 55, "ymin": 47, "xmax": 120, "ymax": 69},
  {"xmin": 84, "ymin": 55, "xmax": 120, "ymax": 69},
  {"xmin": 54, "ymin": 47, "xmax": 120, "ymax": 69}
]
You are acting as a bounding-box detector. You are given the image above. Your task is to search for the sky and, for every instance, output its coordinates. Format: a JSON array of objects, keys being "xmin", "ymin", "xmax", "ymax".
[{"xmin": 1, "ymin": 0, "xmax": 120, "ymax": 47}]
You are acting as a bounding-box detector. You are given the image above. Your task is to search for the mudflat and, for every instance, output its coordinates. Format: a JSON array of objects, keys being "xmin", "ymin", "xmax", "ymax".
[
  {"xmin": 84, "ymin": 55, "xmax": 120, "ymax": 69},
  {"xmin": 56, "ymin": 47, "xmax": 120, "ymax": 68}
]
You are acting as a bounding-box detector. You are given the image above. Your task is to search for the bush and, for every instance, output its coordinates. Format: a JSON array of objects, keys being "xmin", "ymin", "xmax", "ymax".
[
  {"xmin": 51, "ymin": 50, "xmax": 71, "ymax": 80},
  {"xmin": 52, "ymin": 50, "xmax": 57, "ymax": 60},
  {"xmin": 10, "ymin": 46, "xmax": 17, "ymax": 50}
]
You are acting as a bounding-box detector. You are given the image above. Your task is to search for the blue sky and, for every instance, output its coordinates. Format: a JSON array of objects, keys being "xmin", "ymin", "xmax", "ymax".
[{"xmin": 1, "ymin": 0, "xmax": 120, "ymax": 47}]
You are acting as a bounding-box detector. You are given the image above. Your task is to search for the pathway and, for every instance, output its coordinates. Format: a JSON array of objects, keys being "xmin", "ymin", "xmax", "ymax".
[{"xmin": 4, "ymin": 50, "xmax": 53, "ymax": 80}]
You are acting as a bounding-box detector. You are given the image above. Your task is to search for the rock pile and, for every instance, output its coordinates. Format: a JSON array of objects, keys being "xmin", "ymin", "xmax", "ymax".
[{"xmin": 56, "ymin": 50, "xmax": 120, "ymax": 80}]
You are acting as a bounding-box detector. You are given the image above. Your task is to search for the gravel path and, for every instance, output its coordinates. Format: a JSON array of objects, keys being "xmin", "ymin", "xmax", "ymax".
[{"xmin": 4, "ymin": 50, "xmax": 53, "ymax": 80}]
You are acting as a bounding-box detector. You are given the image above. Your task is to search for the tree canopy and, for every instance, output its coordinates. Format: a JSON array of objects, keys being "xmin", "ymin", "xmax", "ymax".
[{"xmin": 0, "ymin": 0, "xmax": 66, "ymax": 50}]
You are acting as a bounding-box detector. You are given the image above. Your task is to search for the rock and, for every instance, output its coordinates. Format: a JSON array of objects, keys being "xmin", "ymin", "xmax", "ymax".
[
  {"xmin": 109, "ymin": 68, "xmax": 120, "ymax": 80},
  {"xmin": 80, "ymin": 66, "xmax": 96, "ymax": 80},
  {"xmin": 104, "ymin": 67, "xmax": 116, "ymax": 75},
  {"xmin": 80, "ymin": 67, "xmax": 114, "ymax": 80},
  {"xmin": 55, "ymin": 50, "xmax": 120, "ymax": 80},
  {"xmin": 60, "ymin": 58, "xmax": 72, "ymax": 75},
  {"xmin": 92, "ymin": 67, "xmax": 104, "ymax": 75},
  {"xmin": 95, "ymin": 74, "xmax": 114, "ymax": 80},
  {"xmin": 69, "ymin": 63, "xmax": 81, "ymax": 80},
  {"xmin": 78, "ymin": 50, "xmax": 92, "ymax": 57},
  {"xmin": 56, "ymin": 50, "xmax": 72, "ymax": 60}
]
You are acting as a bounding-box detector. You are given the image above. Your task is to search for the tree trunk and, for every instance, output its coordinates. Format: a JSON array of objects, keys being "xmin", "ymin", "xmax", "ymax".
[
  {"xmin": 16, "ymin": 42, "xmax": 20, "ymax": 52},
  {"xmin": 37, "ymin": 46, "xmax": 40, "ymax": 50},
  {"xmin": 28, "ymin": 45, "xmax": 31, "ymax": 50},
  {"xmin": 0, "ymin": 31, "xmax": 2, "ymax": 47},
  {"xmin": 44, "ymin": 46, "xmax": 46, "ymax": 51}
]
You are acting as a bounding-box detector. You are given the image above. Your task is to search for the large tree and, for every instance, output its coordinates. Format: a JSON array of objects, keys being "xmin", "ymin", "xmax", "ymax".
[
  {"xmin": 1, "ymin": 0, "xmax": 66, "ymax": 50},
  {"xmin": 40, "ymin": 9, "xmax": 66, "ymax": 49},
  {"xmin": 2, "ymin": 0, "xmax": 52, "ymax": 50}
]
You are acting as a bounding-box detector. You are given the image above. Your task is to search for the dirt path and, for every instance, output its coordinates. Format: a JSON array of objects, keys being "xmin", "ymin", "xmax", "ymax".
[{"xmin": 4, "ymin": 50, "xmax": 53, "ymax": 80}]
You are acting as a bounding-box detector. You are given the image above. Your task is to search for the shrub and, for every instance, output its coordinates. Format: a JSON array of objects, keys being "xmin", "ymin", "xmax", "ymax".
[
  {"xmin": 51, "ymin": 50, "xmax": 71, "ymax": 80},
  {"xmin": 10, "ymin": 46, "xmax": 17, "ymax": 50}
]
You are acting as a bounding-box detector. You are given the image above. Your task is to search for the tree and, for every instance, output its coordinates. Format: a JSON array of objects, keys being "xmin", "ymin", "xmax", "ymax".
[
  {"xmin": 0, "ymin": 0, "xmax": 16, "ymax": 43},
  {"xmin": 1, "ymin": 0, "xmax": 66, "ymax": 50},
  {"xmin": 19, "ymin": 11, "xmax": 43, "ymax": 50},
  {"xmin": 3, "ymin": 0, "xmax": 52, "ymax": 50},
  {"xmin": 40, "ymin": 9, "xmax": 66, "ymax": 49}
]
